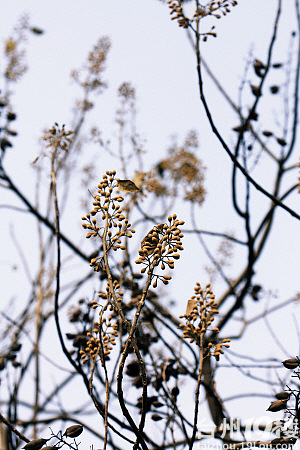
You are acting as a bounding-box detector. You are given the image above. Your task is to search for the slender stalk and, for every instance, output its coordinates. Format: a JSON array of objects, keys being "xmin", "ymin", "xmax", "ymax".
[{"xmin": 189, "ymin": 332, "xmax": 205, "ymax": 450}]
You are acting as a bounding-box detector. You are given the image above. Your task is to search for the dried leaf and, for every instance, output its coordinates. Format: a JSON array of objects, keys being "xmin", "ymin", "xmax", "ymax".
[
  {"xmin": 186, "ymin": 299, "xmax": 197, "ymax": 315},
  {"xmin": 117, "ymin": 179, "xmax": 140, "ymax": 193},
  {"xmin": 133, "ymin": 171, "xmax": 142, "ymax": 189}
]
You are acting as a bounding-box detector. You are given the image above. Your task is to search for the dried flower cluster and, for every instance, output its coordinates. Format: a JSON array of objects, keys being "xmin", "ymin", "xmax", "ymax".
[
  {"xmin": 140, "ymin": 131, "xmax": 206, "ymax": 205},
  {"xmin": 168, "ymin": 0, "xmax": 238, "ymax": 33},
  {"xmin": 198, "ymin": 0, "xmax": 238, "ymax": 19},
  {"xmin": 118, "ymin": 81, "xmax": 136, "ymax": 102},
  {"xmin": 43, "ymin": 123, "xmax": 73, "ymax": 152},
  {"xmin": 4, "ymin": 15, "xmax": 29, "ymax": 81},
  {"xmin": 163, "ymin": 147, "xmax": 206, "ymax": 204},
  {"xmin": 71, "ymin": 36, "xmax": 111, "ymax": 112},
  {"xmin": 138, "ymin": 170, "xmax": 168, "ymax": 197},
  {"xmin": 73, "ymin": 36, "xmax": 111, "ymax": 90},
  {"xmin": 179, "ymin": 283, "xmax": 230, "ymax": 360},
  {"xmin": 205, "ymin": 236, "xmax": 234, "ymax": 282},
  {"xmin": 82, "ymin": 171, "xmax": 136, "ymax": 271},
  {"xmin": 135, "ymin": 214, "xmax": 184, "ymax": 288}
]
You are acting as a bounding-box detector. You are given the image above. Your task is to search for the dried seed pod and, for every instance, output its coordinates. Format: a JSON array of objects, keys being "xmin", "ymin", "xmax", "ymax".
[
  {"xmin": 151, "ymin": 414, "xmax": 163, "ymax": 421},
  {"xmin": 171, "ymin": 386, "xmax": 180, "ymax": 397},
  {"xmin": 0, "ymin": 357, "xmax": 6, "ymax": 371},
  {"xmin": 63, "ymin": 424, "xmax": 83, "ymax": 438},
  {"xmin": 232, "ymin": 123, "xmax": 250, "ymax": 133},
  {"xmin": 275, "ymin": 391, "xmax": 290, "ymax": 400},
  {"xmin": 282, "ymin": 358, "xmax": 299, "ymax": 369},
  {"xmin": 262, "ymin": 130, "xmax": 273, "ymax": 137},
  {"xmin": 30, "ymin": 27, "xmax": 44, "ymax": 35},
  {"xmin": 7, "ymin": 112, "xmax": 17, "ymax": 121},
  {"xmin": 267, "ymin": 399, "xmax": 287, "ymax": 412},
  {"xmin": 253, "ymin": 59, "xmax": 265, "ymax": 77},
  {"xmin": 6, "ymin": 129, "xmax": 17, "ymax": 136},
  {"xmin": 270, "ymin": 85, "xmax": 279, "ymax": 94},
  {"xmin": 12, "ymin": 360, "xmax": 21, "ymax": 368},
  {"xmin": 276, "ymin": 138, "xmax": 287, "ymax": 147},
  {"xmin": 152, "ymin": 400, "xmax": 164, "ymax": 408},
  {"xmin": 10, "ymin": 341, "xmax": 22, "ymax": 352},
  {"xmin": 22, "ymin": 438, "xmax": 48, "ymax": 450},
  {"xmin": 251, "ymin": 85, "xmax": 262, "ymax": 97},
  {"xmin": 0, "ymin": 138, "xmax": 13, "ymax": 151},
  {"xmin": 126, "ymin": 361, "xmax": 140, "ymax": 377},
  {"xmin": 249, "ymin": 110, "xmax": 258, "ymax": 121},
  {"xmin": 250, "ymin": 284, "xmax": 262, "ymax": 301}
]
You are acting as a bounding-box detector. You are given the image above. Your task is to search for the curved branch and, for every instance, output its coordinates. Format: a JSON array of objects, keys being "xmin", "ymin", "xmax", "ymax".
[
  {"xmin": 0, "ymin": 413, "xmax": 29, "ymax": 445},
  {"xmin": 194, "ymin": 1, "xmax": 300, "ymax": 221},
  {"xmin": 0, "ymin": 170, "xmax": 91, "ymax": 262}
]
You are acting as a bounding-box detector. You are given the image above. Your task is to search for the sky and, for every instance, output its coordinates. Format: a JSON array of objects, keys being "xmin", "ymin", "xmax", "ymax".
[
  {"xmin": 1, "ymin": 0, "xmax": 298, "ymax": 291},
  {"xmin": 1, "ymin": 1, "xmax": 300, "ymax": 449}
]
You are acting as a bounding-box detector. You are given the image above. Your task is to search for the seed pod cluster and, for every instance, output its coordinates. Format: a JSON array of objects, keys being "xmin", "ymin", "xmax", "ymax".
[
  {"xmin": 0, "ymin": 338, "xmax": 22, "ymax": 371},
  {"xmin": 135, "ymin": 214, "xmax": 184, "ymax": 287},
  {"xmin": 0, "ymin": 100, "xmax": 18, "ymax": 154},
  {"xmin": 82, "ymin": 171, "xmax": 136, "ymax": 271},
  {"xmin": 179, "ymin": 283, "xmax": 230, "ymax": 360}
]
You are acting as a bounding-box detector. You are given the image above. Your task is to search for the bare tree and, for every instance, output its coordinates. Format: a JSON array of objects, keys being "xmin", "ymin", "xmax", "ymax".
[{"xmin": 0, "ymin": 1, "xmax": 300, "ymax": 449}]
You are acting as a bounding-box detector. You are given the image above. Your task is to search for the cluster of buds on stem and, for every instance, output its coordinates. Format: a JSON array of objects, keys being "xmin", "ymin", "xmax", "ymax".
[
  {"xmin": 179, "ymin": 283, "xmax": 230, "ymax": 360},
  {"xmin": 168, "ymin": 1, "xmax": 190, "ymax": 28},
  {"xmin": 168, "ymin": 0, "xmax": 238, "ymax": 33},
  {"xmin": 79, "ymin": 282, "xmax": 121, "ymax": 365},
  {"xmin": 43, "ymin": 123, "xmax": 73, "ymax": 153},
  {"xmin": 135, "ymin": 214, "xmax": 184, "ymax": 288},
  {"xmin": 205, "ymin": 0, "xmax": 238, "ymax": 18},
  {"xmin": 81, "ymin": 171, "xmax": 136, "ymax": 271}
]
